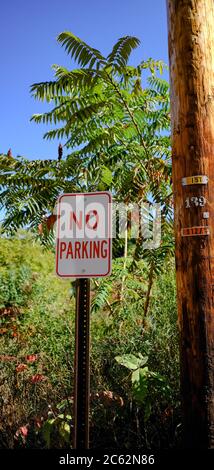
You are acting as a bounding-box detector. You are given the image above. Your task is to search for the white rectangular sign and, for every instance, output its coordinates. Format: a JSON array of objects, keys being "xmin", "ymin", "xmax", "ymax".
[{"xmin": 56, "ymin": 192, "xmax": 112, "ymax": 278}]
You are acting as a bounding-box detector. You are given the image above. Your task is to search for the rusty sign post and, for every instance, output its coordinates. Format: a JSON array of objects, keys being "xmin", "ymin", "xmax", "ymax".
[
  {"xmin": 167, "ymin": 0, "xmax": 214, "ymax": 448},
  {"xmin": 56, "ymin": 192, "xmax": 112, "ymax": 449},
  {"xmin": 74, "ymin": 278, "xmax": 90, "ymax": 449}
]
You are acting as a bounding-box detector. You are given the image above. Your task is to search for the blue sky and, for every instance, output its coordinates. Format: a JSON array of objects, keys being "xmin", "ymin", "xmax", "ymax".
[{"xmin": 0, "ymin": 0, "xmax": 168, "ymax": 161}]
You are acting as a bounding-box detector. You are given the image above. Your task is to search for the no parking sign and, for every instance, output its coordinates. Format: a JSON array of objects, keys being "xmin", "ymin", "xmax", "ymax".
[{"xmin": 56, "ymin": 192, "xmax": 112, "ymax": 278}]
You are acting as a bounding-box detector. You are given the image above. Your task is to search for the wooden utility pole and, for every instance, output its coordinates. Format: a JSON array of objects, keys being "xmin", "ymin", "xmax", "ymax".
[{"xmin": 167, "ymin": 0, "xmax": 214, "ymax": 448}]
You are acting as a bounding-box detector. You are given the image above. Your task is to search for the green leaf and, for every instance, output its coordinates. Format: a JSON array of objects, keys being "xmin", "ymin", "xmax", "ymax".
[
  {"xmin": 101, "ymin": 166, "xmax": 113, "ymax": 186},
  {"xmin": 131, "ymin": 366, "xmax": 149, "ymax": 404},
  {"xmin": 42, "ymin": 419, "xmax": 55, "ymax": 448},
  {"xmin": 115, "ymin": 354, "xmax": 148, "ymax": 370},
  {"xmin": 59, "ymin": 421, "xmax": 70, "ymax": 443},
  {"xmin": 65, "ymin": 415, "xmax": 72, "ymax": 421},
  {"xmin": 107, "ymin": 36, "xmax": 140, "ymax": 70},
  {"xmin": 91, "ymin": 280, "xmax": 112, "ymax": 314},
  {"xmin": 131, "ymin": 368, "xmax": 140, "ymax": 383},
  {"xmin": 57, "ymin": 31, "xmax": 105, "ymax": 69}
]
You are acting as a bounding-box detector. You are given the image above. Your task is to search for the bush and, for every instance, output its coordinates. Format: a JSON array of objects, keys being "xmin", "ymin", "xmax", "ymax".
[
  {"xmin": 89, "ymin": 259, "xmax": 181, "ymax": 449},
  {"xmin": 0, "ymin": 233, "xmax": 73, "ymax": 448},
  {"xmin": 0, "ymin": 266, "xmax": 33, "ymax": 308},
  {"xmin": 0, "ymin": 234, "xmax": 180, "ymax": 449}
]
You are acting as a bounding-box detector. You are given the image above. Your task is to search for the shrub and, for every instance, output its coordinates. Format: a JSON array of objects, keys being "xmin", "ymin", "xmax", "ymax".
[{"xmin": 0, "ymin": 234, "xmax": 180, "ymax": 449}]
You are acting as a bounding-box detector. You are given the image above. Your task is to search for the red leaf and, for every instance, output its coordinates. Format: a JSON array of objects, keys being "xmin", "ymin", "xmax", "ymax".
[
  {"xmin": 16, "ymin": 363, "xmax": 28, "ymax": 372},
  {"xmin": 12, "ymin": 332, "xmax": 18, "ymax": 338},
  {"xmin": 20, "ymin": 425, "xmax": 28, "ymax": 437},
  {"xmin": 0, "ymin": 328, "xmax": 8, "ymax": 334},
  {"xmin": 26, "ymin": 354, "xmax": 38, "ymax": 363},
  {"xmin": 30, "ymin": 374, "xmax": 46, "ymax": 383},
  {"xmin": 0, "ymin": 355, "xmax": 17, "ymax": 362}
]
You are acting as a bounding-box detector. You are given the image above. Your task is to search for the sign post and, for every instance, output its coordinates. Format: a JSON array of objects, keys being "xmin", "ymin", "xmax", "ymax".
[
  {"xmin": 56, "ymin": 192, "xmax": 112, "ymax": 449},
  {"xmin": 74, "ymin": 278, "xmax": 90, "ymax": 449}
]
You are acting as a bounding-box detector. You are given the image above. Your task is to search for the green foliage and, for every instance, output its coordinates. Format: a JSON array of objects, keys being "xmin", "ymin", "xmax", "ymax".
[
  {"xmin": 42, "ymin": 409, "xmax": 72, "ymax": 448},
  {"xmin": 0, "ymin": 233, "xmax": 179, "ymax": 449},
  {"xmin": 107, "ymin": 36, "xmax": 140, "ymax": 70},
  {"xmin": 91, "ymin": 280, "xmax": 112, "ymax": 314},
  {"xmin": 90, "ymin": 258, "xmax": 180, "ymax": 448},
  {"xmin": 0, "ymin": 31, "xmax": 179, "ymax": 449},
  {"xmin": 57, "ymin": 31, "xmax": 105, "ymax": 68},
  {"xmin": 115, "ymin": 353, "xmax": 148, "ymax": 370},
  {"xmin": 0, "ymin": 234, "xmax": 72, "ymax": 385},
  {"xmin": 0, "ymin": 31, "xmax": 172, "ymax": 245},
  {"xmin": 0, "ymin": 266, "xmax": 32, "ymax": 308},
  {"xmin": 115, "ymin": 353, "xmax": 170, "ymax": 420}
]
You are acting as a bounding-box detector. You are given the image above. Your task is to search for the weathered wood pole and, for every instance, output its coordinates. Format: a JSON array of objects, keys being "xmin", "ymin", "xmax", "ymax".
[{"xmin": 167, "ymin": 0, "xmax": 214, "ymax": 448}]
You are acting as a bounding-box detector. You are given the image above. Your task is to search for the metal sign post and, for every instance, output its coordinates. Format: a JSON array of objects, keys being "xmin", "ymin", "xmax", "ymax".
[{"xmin": 73, "ymin": 278, "xmax": 90, "ymax": 449}]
